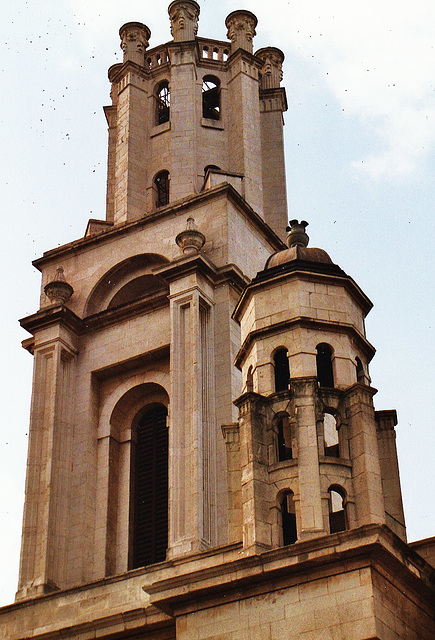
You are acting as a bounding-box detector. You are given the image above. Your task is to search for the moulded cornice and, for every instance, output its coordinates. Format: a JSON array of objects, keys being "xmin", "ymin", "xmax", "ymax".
[
  {"xmin": 234, "ymin": 316, "xmax": 376, "ymax": 370},
  {"xmin": 20, "ymin": 304, "xmax": 82, "ymax": 337},
  {"xmin": 32, "ymin": 183, "xmax": 285, "ymax": 271},
  {"xmin": 259, "ymin": 87, "xmax": 288, "ymax": 112},
  {"xmin": 143, "ymin": 524, "xmax": 435, "ymax": 618},
  {"xmin": 108, "ymin": 60, "xmax": 149, "ymax": 84}
]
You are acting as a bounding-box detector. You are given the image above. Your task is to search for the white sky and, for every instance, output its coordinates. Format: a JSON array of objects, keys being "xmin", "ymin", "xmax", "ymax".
[{"xmin": 0, "ymin": 0, "xmax": 434, "ymax": 607}]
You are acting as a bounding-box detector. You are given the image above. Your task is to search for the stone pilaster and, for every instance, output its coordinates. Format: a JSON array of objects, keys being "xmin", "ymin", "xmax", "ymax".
[
  {"xmin": 222, "ymin": 423, "xmax": 242, "ymax": 543},
  {"xmin": 16, "ymin": 321, "xmax": 78, "ymax": 600},
  {"xmin": 226, "ymin": 49, "xmax": 264, "ymax": 215},
  {"xmin": 110, "ymin": 36, "xmax": 150, "ymax": 224},
  {"xmin": 234, "ymin": 392, "xmax": 272, "ymax": 553},
  {"xmin": 292, "ymin": 378, "xmax": 326, "ymax": 539},
  {"xmin": 163, "ymin": 261, "xmax": 217, "ymax": 557},
  {"xmin": 257, "ymin": 47, "xmax": 288, "ymax": 239},
  {"xmin": 345, "ymin": 384, "xmax": 386, "ymax": 527},
  {"xmin": 376, "ymin": 409, "xmax": 406, "ymax": 541}
]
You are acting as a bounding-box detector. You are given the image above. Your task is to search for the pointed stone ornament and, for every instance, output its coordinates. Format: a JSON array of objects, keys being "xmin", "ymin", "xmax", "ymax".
[
  {"xmin": 168, "ymin": 1, "xmax": 200, "ymax": 42},
  {"xmin": 225, "ymin": 10, "xmax": 258, "ymax": 54},
  {"xmin": 44, "ymin": 266, "xmax": 74, "ymax": 305},
  {"xmin": 256, "ymin": 47, "xmax": 285, "ymax": 89},
  {"xmin": 119, "ymin": 22, "xmax": 151, "ymax": 65},
  {"xmin": 175, "ymin": 217, "xmax": 206, "ymax": 254}
]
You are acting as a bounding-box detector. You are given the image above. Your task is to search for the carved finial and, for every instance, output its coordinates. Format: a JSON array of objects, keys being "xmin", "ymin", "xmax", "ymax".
[
  {"xmin": 256, "ymin": 47, "xmax": 285, "ymax": 89},
  {"xmin": 175, "ymin": 217, "xmax": 206, "ymax": 254},
  {"xmin": 119, "ymin": 22, "xmax": 151, "ymax": 65},
  {"xmin": 286, "ymin": 220, "xmax": 309, "ymax": 248},
  {"xmin": 44, "ymin": 266, "xmax": 74, "ymax": 305},
  {"xmin": 225, "ymin": 10, "xmax": 258, "ymax": 54},
  {"xmin": 168, "ymin": 1, "xmax": 200, "ymax": 42}
]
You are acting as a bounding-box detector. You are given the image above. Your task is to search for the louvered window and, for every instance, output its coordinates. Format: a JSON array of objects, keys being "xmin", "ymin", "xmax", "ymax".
[{"xmin": 132, "ymin": 404, "xmax": 168, "ymax": 568}]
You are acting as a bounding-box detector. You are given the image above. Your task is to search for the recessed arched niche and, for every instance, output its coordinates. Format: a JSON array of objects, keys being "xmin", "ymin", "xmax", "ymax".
[{"xmin": 85, "ymin": 253, "xmax": 170, "ymax": 316}]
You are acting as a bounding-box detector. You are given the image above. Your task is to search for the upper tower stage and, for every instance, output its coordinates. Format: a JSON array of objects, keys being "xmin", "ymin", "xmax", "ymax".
[{"xmin": 104, "ymin": 0, "xmax": 288, "ymax": 239}]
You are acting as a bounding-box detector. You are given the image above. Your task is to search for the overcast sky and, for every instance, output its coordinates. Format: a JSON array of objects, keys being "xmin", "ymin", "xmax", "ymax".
[{"xmin": 1, "ymin": 0, "xmax": 434, "ymax": 607}]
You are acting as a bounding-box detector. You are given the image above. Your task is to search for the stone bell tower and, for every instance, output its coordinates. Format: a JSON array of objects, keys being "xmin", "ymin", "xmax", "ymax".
[
  {"xmin": 1, "ymin": 3, "xmax": 434, "ymax": 640},
  {"xmin": 13, "ymin": 0, "xmax": 288, "ymax": 602},
  {"xmin": 104, "ymin": 0, "xmax": 287, "ymax": 237}
]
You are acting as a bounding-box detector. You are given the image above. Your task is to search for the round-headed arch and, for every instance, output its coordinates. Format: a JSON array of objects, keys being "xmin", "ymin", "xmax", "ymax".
[{"xmin": 85, "ymin": 253, "xmax": 170, "ymax": 316}]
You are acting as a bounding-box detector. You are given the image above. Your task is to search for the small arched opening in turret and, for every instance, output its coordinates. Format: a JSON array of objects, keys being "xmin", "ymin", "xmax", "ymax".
[
  {"xmin": 323, "ymin": 412, "xmax": 339, "ymax": 458},
  {"xmin": 202, "ymin": 75, "xmax": 220, "ymax": 120},
  {"xmin": 246, "ymin": 365, "xmax": 253, "ymax": 393},
  {"xmin": 316, "ymin": 343, "xmax": 334, "ymax": 388},
  {"xmin": 280, "ymin": 491, "xmax": 297, "ymax": 545},
  {"xmin": 154, "ymin": 170, "xmax": 170, "ymax": 207},
  {"xmin": 355, "ymin": 357, "xmax": 365, "ymax": 384},
  {"xmin": 156, "ymin": 80, "xmax": 170, "ymax": 125},
  {"xmin": 273, "ymin": 347, "xmax": 290, "ymax": 392},
  {"xmin": 328, "ymin": 486, "xmax": 347, "ymax": 534},
  {"xmin": 276, "ymin": 413, "xmax": 293, "ymax": 462}
]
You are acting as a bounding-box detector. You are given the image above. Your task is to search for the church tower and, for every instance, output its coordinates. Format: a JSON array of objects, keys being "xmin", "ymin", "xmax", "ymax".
[{"xmin": 1, "ymin": 3, "xmax": 434, "ymax": 639}]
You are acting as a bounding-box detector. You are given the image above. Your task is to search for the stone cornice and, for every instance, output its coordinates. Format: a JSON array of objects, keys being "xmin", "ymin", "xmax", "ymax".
[
  {"xmin": 19, "ymin": 304, "xmax": 82, "ymax": 337},
  {"xmin": 20, "ymin": 291, "xmax": 170, "ymax": 339},
  {"xmin": 32, "ymin": 183, "xmax": 285, "ymax": 271},
  {"xmin": 234, "ymin": 316, "xmax": 376, "ymax": 369},
  {"xmin": 259, "ymin": 87, "xmax": 288, "ymax": 112},
  {"xmin": 143, "ymin": 524, "xmax": 435, "ymax": 618},
  {"xmin": 155, "ymin": 254, "xmax": 249, "ymax": 294}
]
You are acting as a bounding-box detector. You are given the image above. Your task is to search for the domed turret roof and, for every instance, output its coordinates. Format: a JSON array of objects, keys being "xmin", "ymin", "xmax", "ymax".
[{"xmin": 265, "ymin": 220, "xmax": 333, "ymax": 269}]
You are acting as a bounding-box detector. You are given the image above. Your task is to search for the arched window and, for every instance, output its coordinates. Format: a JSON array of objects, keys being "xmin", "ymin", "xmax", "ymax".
[
  {"xmin": 246, "ymin": 365, "xmax": 253, "ymax": 393},
  {"xmin": 132, "ymin": 404, "xmax": 168, "ymax": 568},
  {"xmin": 323, "ymin": 413, "xmax": 339, "ymax": 458},
  {"xmin": 274, "ymin": 348, "xmax": 290, "ymax": 392},
  {"xmin": 156, "ymin": 81, "xmax": 170, "ymax": 125},
  {"xmin": 204, "ymin": 164, "xmax": 221, "ymax": 175},
  {"xmin": 355, "ymin": 357, "xmax": 364, "ymax": 383},
  {"xmin": 281, "ymin": 491, "xmax": 297, "ymax": 545},
  {"xmin": 316, "ymin": 343, "xmax": 334, "ymax": 388},
  {"xmin": 202, "ymin": 76, "xmax": 220, "ymax": 120},
  {"xmin": 154, "ymin": 170, "xmax": 170, "ymax": 207},
  {"xmin": 328, "ymin": 486, "xmax": 347, "ymax": 534},
  {"xmin": 277, "ymin": 415, "xmax": 292, "ymax": 461}
]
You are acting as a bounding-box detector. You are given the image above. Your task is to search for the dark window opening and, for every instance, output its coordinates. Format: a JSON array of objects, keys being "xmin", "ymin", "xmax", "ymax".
[
  {"xmin": 329, "ymin": 487, "xmax": 347, "ymax": 534},
  {"xmin": 323, "ymin": 413, "xmax": 339, "ymax": 458},
  {"xmin": 246, "ymin": 366, "xmax": 253, "ymax": 393},
  {"xmin": 281, "ymin": 492, "xmax": 297, "ymax": 545},
  {"xmin": 316, "ymin": 343, "xmax": 334, "ymax": 388},
  {"xmin": 156, "ymin": 81, "xmax": 170, "ymax": 125},
  {"xmin": 356, "ymin": 357, "xmax": 364, "ymax": 383},
  {"xmin": 274, "ymin": 348, "xmax": 290, "ymax": 392},
  {"xmin": 202, "ymin": 76, "xmax": 220, "ymax": 120},
  {"xmin": 132, "ymin": 404, "xmax": 168, "ymax": 568},
  {"xmin": 155, "ymin": 171, "xmax": 169, "ymax": 207},
  {"xmin": 277, "ymin": 416, "xmax": 292, "ymax": 461}
]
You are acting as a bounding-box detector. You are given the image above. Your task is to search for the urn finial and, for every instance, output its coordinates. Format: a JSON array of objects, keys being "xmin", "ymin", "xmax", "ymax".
[
  {"xmin": 286, "ymin": 220, "xmax": 309, "ymax": 248},
  {"xmin": 176, "ymin": 218, "xmax": 206, "ymax": 254},
  {"xmin": 44, "ymin": 266, "xmax": 74, "ymax": 305}
]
